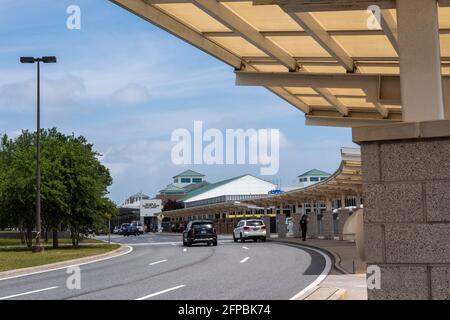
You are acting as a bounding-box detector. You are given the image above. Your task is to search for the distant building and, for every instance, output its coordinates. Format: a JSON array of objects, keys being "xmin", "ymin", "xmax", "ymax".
[
  {"xmin": 296, "ymin": 169, "xmax": 331, "ymax": 188},
  {"xmin": 114, "ymin": 192, "xmax": 162, "ymax": 229},
  {"xmin": 180, "ymin": 174, "xmax": 277, "ymax": 208},
  {"xmin": 156, "ymin": 170, "xmax": 209, "ymax": 204}
]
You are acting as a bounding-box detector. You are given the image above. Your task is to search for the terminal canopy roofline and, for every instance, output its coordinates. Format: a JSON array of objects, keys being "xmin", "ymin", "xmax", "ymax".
[
  {"xmin": 161, "ymin": 147, "xmax": 361, "ymax": 218},
  {"xmin": 242, "ymin": 147, "xmax": 362, "ymax": 207},
  {"xmin": 112, "ymin": 0, "xmax": 450, "ymax": 127}
]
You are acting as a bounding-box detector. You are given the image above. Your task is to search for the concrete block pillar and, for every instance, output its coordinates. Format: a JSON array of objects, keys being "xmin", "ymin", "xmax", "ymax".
[
  {"xmin": 322, "ymin": 211, "xmax": 334, "ymax": 240},
  {"xmin": 307, "ymin": 212, "xmax": 318, "ymax": 239},
  {"xmin": 292, "ymin": 212, "xmax": 301, "ymax": 238},
  {"xmin": 262, "ymin": 215, "xmax": 271, "ymax": 238},
  {"xmin": 277, "ymin": 213, "xmax": 286, "ymax": 238},
  {"xmin": 354, "ymin": 120, "xmax": 450, "ymax": 300},
  {"xmin": 337, "ymin": 209, "xmax": 350, "ymax": 240}
]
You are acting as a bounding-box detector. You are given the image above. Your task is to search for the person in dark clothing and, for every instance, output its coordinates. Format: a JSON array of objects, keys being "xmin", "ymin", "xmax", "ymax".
[{"xmin": 300, "ymin": 213, "xmax": 308, "ymax": 241}]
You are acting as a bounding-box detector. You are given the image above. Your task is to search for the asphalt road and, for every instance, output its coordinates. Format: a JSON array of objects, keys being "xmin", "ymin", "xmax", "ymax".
[{"xmin": 0, "ymin": 233, "xmax": 331, "ymax": 300}]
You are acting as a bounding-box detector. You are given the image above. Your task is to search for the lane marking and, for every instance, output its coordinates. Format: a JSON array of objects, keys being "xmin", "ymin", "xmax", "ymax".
[
  {"xmin": 242, "ymin": 246, "xmax": 249, "ymax": 250},
  {"xmin": 135, "ymin": 285, "xmax": 185, "ymax": 300},
  {"xmin": 183, "ymin": 248, "xmax": 187, "ymax": 252},
  {"xmin": 289, "ymin": 245, "xmax": 332, "ymax": 300},
  {"xmin": 240, "ymin": 257, "xmax": 250, "ymax": 264},
  {"xmin": 0, "ymin": 286, "xmax": 58, "ymax": 300},
  {"xmin": 149, "ymin": 259, "xmax": 168, "ymax": 266},
  {"xmin": 0, "ymin": 245, "xmax": 133, "ymax": 282}
]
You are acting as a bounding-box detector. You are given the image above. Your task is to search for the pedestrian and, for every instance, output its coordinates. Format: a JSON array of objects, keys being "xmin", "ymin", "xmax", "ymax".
[{"xmin": 300, "ymin": 213, "xmax": 308, "ymax": 241}]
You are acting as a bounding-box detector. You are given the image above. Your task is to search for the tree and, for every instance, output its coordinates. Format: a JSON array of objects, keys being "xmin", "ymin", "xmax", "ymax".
[{"xmin": 0, "ymin": 128, "xmax": 113, "ymax": 248}]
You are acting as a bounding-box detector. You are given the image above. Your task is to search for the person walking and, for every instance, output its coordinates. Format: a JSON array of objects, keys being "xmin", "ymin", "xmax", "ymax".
[{"xmin": 300, "ymin": 213, "xmax": 308, "ymax": 241}]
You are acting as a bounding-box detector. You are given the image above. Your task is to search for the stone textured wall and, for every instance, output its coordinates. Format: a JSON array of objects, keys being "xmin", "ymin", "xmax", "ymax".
[
  {"xmin": 308, "ymin": 213, "xmax": 318, "ymax": 239},
  {"xmin": 362, "ymin": 137, "xmax": 450, "ymax": 300},
  {"xmin": 277, "ymin": 213, "xmax": 286, "ymax": 238},
  {"xmin": 337, "ymin": 209, "xmax": 350, "ymax": 240},
  {"xmin": 322, "ymin": 211, "xmax": 334, "ymax": 239}
]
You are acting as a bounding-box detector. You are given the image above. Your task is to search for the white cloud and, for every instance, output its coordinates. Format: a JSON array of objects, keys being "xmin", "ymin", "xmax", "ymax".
[
  {"xmin": 111, "ymin": 83, "xmax": 151, "ymax": 105},
  {"xmin": 0, "ymin": 74, "xmax": 86, "ymax": 112}
]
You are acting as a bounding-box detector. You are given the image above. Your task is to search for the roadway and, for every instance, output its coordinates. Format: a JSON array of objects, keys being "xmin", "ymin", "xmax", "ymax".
[{"xmin": 0, "ymin": 233, "xmax": 331, "ymax": 300}]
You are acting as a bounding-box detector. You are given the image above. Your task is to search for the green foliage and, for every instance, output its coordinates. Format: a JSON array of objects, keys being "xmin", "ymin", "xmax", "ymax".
[{"xmin": 0, "ymin": 128, "xmax": 114, "ymax": 246}]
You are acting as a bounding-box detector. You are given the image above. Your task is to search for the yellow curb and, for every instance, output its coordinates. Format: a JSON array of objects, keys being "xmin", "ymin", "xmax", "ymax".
[{"xmin": 297, "ymin": 286, "xmax": 348, "ymax": 300}]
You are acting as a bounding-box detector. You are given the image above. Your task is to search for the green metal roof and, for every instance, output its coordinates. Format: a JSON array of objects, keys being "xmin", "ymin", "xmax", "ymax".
[
  {"xmin": 129, "ymin": 192, "xmax": 150, "ymax": 199},
  {"xmin": 159, "ymin": 183, "xmax": 185, "ymax": 194},
  {"xmin": 298, "ymin": 169, "xmax": 331, "ymax": 178},
  {"xmin": 173, "ymin": 169, "xmax": 205, "ymax": 178}
]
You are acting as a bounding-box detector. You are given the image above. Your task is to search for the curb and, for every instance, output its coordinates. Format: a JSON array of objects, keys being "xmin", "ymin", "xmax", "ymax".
[
  {"xmin": 295, "ymin": 286, "xmax": 347, "ymax": 300},
  {"xmin": 268, "ymin": 238, "xmax": 350, "ymax": 275},
  {"xmin": 0, "ymin": 243, "xmax": 131, "ymax": 281}
]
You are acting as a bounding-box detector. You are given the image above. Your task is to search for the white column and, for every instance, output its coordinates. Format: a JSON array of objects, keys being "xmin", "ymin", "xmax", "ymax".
[{"xmin": 397, "ymin": 0, "xmax": 444, "ymax": 122}]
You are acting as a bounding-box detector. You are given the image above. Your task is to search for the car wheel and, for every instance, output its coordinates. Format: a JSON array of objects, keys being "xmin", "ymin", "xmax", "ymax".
[
  {"xmin": 233, "ymin": 234, "xmax": 237, "ymax": 242},
  {"xmin": 240, "ymin": 233, "xmax": 245, "ymax": 243},
  {"xmin": 207, "ymin": 242, "xmax": 212, "ymax": 246},
  {"xmin": 262, "ymin": 237, "xmax": 266, "ymax": 242},
  {"xmin": 213, "ymin": 241, "xmax": 218, "ymax": 246},
  {"xmin": 253, "ymin": 238, "xmax": 257, "ymax": 242},
  {"xmin": 187, "ymin": 241, "xmax": 192, "ymax": 247}
]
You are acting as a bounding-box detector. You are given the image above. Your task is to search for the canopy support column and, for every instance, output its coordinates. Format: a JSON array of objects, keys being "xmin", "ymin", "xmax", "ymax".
[{"xmin": 397, "ymin": 0, "xmax": 445, "ymax": 121}]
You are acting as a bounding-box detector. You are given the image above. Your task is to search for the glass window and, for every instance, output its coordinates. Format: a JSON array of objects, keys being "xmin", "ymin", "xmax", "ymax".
[
  {"xmin": 320, "ymin": 177, "xmax": 327, "ymax": 181},
  {"xmin": 192, "ymin": 178, "xmax": 202, "ymax": 183},
  {"xmin": 246, "ymin": 220, "xmax": 263, "ymax": 226},
  {"xmin": 310, "ymin": 177, "xmax": 319, "ymax": 182},
  {"xmin": 181, "ymin": 178, "xmax": 191, "ymax": 183}
]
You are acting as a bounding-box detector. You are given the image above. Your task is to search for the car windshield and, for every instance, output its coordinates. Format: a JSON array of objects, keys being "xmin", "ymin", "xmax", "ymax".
[
  {"xmin": 193, "ymin": 223, "xmax": 213, "ymax": 229},
  {"xmin": 247, "ymin": 220, "xmax": 263, "ymax": 226}
]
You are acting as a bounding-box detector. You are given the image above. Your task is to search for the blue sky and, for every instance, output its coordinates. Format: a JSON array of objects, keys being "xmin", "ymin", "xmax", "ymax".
[{"xmin": 0, "ymin": 0, "xmax": 356, "ymax": 203}]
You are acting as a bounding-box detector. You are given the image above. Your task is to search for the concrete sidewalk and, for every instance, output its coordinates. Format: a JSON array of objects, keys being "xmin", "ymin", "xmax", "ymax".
[{"xmin": 269, "ymin": 236, "xmax": 368, "ymax": 300}]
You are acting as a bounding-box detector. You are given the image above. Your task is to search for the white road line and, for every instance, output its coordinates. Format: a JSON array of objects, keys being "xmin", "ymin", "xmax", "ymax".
[
  {"xmin": 240, "ymin": 257, "xmax": 250, "ymax": 264},
  {"xmin": 289, "ymin": 245, "xmax": 333, "ymax": 300},
  {"xmin": 0, "ymin": 245, "xmax": 133, "ymax": 282},
  {"xmin": 242, "ymin": 246, "xmax": 249, "ymax": 250},
  {"xmin": 183, "ymin": 248, "xmax": 187, "ymax": 252},
  {"xmin": 135, "ymin": 285, "xmax": 185, "ymax": 300},
  {"xmin": 0, "ymin": 286, "xmax": 58, "ymax": 300},
  {"xmin": 149, "ymin": 259, "xmax": 168, "ymax": 266}
]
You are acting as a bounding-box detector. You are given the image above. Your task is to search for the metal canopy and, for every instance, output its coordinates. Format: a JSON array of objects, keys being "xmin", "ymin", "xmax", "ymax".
[
  {"xmin": 242, "ymin": 147, "xmax": 362, "ymax": 206},
  {"xmin": 111, "ymin": 0, "xmax": 450, "ymax": 127}
]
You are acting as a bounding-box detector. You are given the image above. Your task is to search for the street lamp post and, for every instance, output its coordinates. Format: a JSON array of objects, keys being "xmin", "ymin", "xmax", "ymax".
[{"xmin": 20, "ymin": 56, "xmax": 57, "ymax": 253}]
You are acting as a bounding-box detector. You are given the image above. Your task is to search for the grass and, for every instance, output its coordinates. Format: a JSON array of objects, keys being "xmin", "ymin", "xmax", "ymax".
[
  {"xmin": 0, "ymin": 238, "xmax": 100, "ymax": 247},
  {"xmin": 0, "ymin": 244, "xmax": 120, "ymax": 272}
]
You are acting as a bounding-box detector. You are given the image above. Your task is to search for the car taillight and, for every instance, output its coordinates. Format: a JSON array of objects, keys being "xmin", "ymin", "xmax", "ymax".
[
  {"xmin": 244, "ymin": 226, "xmax": 250, "ymax": 231},
  {"xmin": 261, "ymin": 226, "xmax": 266, "ymax": 230}
]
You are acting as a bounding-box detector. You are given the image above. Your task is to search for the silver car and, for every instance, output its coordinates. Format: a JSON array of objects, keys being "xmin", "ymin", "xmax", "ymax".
[{"xmin": 233, "ymin": 219, "xmax": 266, "ymax": 243}]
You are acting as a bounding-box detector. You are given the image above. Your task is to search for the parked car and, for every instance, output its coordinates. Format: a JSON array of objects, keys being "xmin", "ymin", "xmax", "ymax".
[
  {"xmin": 233, "ymin": 219, "xmax": 266, "ymax": 242},
  {"xmin": 123, "ymin": 222, "xmax": 140, "ymax": 237},
  {"xmin": 183, "ymin": 220, "xmax": 217, "ymax": 247},
  {"xmin": 131, "ymin": 221, "xmax": 144, "ymax": 234},
  {"xmin": 113, "ymin": 226, "xmax": 121, "ymax": 234},
  {"xmin": 120, "ymin": 223, "xmax": 130, "ymax": 235}
]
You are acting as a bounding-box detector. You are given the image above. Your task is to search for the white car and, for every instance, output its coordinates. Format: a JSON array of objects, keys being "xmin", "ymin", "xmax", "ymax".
[
  {"xmin": 131, "ymin": 221, "xmax": 144, "ymax": 234},
  {"xmin": 233, "ymin": 219, "xmax": 266, "ymax": 243},
  {"xmin": 113, "ymin": 226, "xmax": 121, "ymax": 234}
]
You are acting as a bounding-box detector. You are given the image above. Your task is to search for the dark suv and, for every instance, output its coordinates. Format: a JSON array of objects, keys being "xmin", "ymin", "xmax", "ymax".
[
  {"xmin": 123, "ymin": 222, "xmax": 140, "ymax": 237},
  {"xmin": 183, "ymin": 220, "xmax": 217, "ymax": 247}
]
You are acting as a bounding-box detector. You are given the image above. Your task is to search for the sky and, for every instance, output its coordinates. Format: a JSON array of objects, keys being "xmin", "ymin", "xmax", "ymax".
[{"xmin": 0, "ymin": 0, "xmax": 356, "ymax": 203}]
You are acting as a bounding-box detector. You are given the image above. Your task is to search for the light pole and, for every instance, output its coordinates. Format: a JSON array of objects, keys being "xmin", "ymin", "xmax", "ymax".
[{"xmin": 20, "ymin": 56, "xmax": 57, "ymax": 253}]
